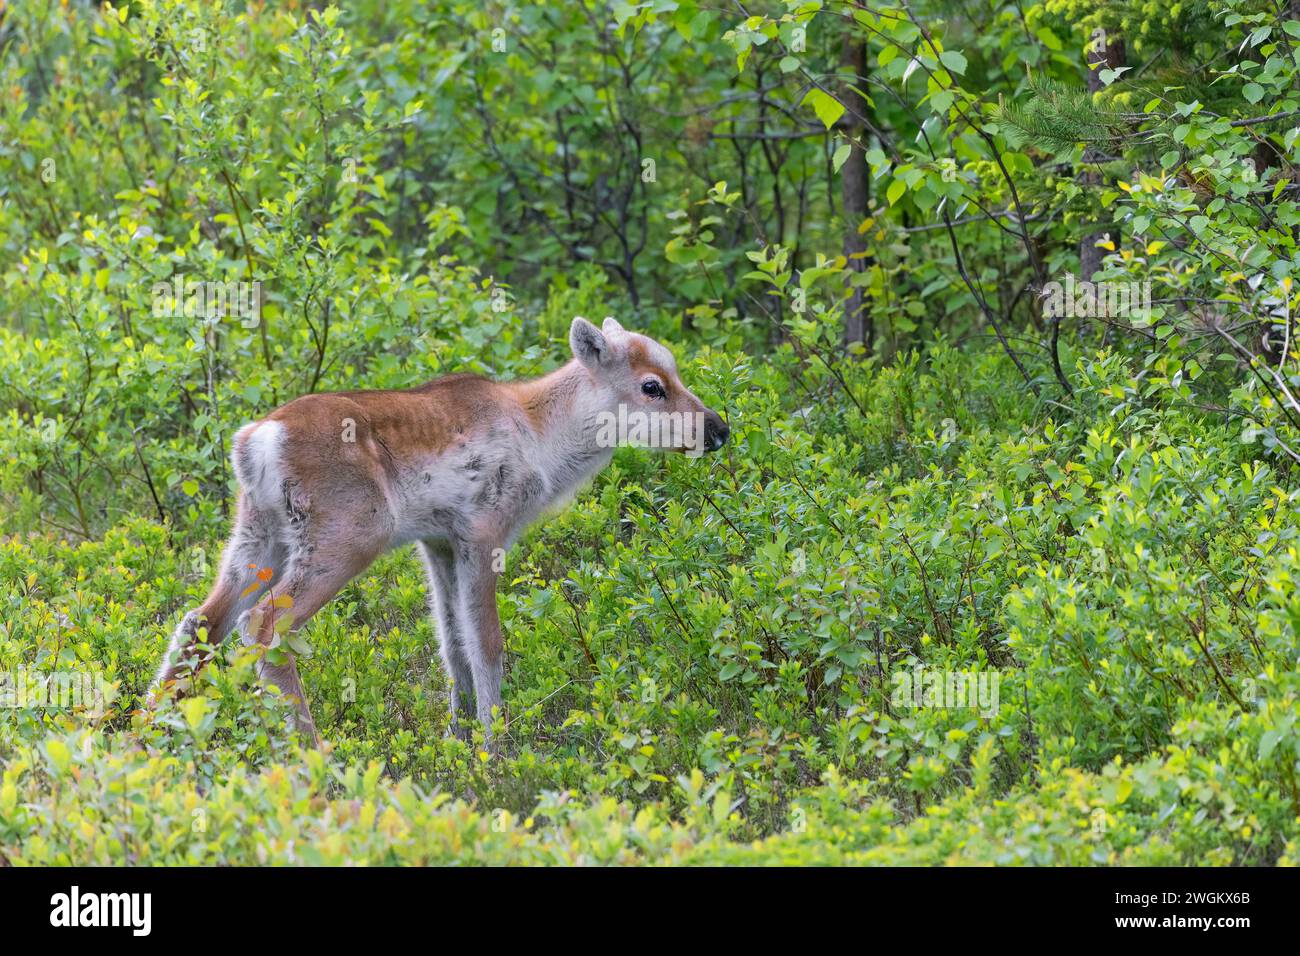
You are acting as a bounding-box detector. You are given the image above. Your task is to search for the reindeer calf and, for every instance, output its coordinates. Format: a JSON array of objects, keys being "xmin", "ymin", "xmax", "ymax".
[{"xmin": 150, "ymin": 317, "xmax": 729, "ymax": 738}]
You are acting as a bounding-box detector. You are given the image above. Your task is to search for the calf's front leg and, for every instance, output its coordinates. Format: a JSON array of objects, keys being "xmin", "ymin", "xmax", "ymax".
[
  {"xmin": 419, "ymin": 540, "xmax": 475, "ymax": 736},
  {"xmin": 453, "ymin": 541, "xmax": 505, "ymax": 731}
]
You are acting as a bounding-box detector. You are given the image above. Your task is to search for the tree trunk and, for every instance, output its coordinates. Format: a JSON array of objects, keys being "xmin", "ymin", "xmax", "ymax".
[
  {"xmin": 838, "ymin": 33, "xmax": 871, "ymax": 355},
  {"xmin": 1080, "ymin": 31, "xmax": 1125, "ymax": 284}
]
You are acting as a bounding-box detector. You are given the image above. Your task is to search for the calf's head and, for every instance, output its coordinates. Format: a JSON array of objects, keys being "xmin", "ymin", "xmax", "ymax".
[{"xmin": 570, "ymin": 316, "xmax": 729, "ymax": 455}]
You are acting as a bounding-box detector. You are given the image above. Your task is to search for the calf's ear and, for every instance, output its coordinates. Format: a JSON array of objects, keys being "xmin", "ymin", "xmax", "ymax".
[{"xmin": 570, "ymin": 316, "xmax": 610, "ymax": 369}]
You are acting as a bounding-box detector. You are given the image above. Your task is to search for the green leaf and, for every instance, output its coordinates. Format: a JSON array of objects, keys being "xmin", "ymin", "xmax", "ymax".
[
  {"xmin": 801, "ymin": 88, "xmax": 845, "ymax": 130},
  {"xmin": 1098, "ymin": 66, "xmax": 1129, "ymax": 86},
  {"xmin": 1243, "ymin": 83, "xmax": 1265, "ymax": 105},
  {"xmin": 930, "ymin": 90, "xmax": 955, "ymax": 114},
  {"xmin": 182, "ymin": 697, "xmax": 210, "ymax": 732},
  {"xmin": 886, "ymin": 178, "xmax": 907, "ymax": 205},
  {"xmin": 1259, "ymin": 728, "xmax": 1282, "ymax": 761},
  {"xmin": 832, "ymin": 143, "xmax": 852, "ymax": 173},
  {"xmin": 1036, "ymin": 27, "xmax": 1062, "ymax": 51},
  {"xmin": 46, "ymin": 739, "xmax": 71, "ymax": 775},
  {"xmin": 938, "ymin": 50, "xmax": 967, "ymax": 76}
]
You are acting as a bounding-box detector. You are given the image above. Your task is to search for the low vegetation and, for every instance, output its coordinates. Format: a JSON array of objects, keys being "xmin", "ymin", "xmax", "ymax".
[{"xmin": 2, "ymin": 0, "xmax": 1298, "ymax": 864}]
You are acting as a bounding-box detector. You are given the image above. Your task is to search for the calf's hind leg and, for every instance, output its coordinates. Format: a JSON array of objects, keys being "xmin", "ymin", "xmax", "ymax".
[
  {"xmin": 238, "ymin": 516, "xmax": 389, "ymax": 742},
  {"xmin": 149, "ymin": 500, "xmax": 286, "ymax": 705}
]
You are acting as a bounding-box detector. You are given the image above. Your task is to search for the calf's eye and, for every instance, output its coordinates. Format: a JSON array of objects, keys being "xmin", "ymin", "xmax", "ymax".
[{"xmin": 641, "ymin": 381, "xmax": 665, "ymax": 398}]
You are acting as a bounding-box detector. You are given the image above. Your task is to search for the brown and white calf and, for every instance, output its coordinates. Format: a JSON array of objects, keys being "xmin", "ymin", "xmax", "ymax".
[{"xmin": 149, "ymin": 317, "xmax": 729, "ymax": 738}]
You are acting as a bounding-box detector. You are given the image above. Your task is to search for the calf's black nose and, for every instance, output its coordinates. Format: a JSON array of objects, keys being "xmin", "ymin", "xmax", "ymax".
[{"xmin": 705, "ymin": 417, "xmax": 730, "ymax": 452}]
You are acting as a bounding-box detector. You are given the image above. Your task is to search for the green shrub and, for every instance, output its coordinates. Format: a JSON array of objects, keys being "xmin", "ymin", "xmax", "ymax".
[{"xmin": 2, "ymin": 0, "xmax": 1298, "ymax": 865}]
